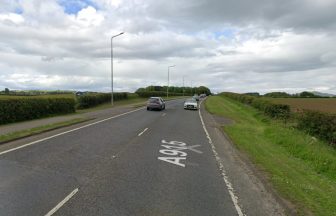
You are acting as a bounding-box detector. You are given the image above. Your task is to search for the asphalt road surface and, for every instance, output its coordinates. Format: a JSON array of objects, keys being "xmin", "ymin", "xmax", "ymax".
[{"xmin": 0, "ymin": 99, "xmax": 287, "ymax": 216}]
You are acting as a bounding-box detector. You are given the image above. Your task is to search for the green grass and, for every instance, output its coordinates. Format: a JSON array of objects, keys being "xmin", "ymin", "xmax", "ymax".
[
  {"xmin": 0, "ymin": 118, "xmax": 89, "ymax": 143},
  {"xmin": 205, "ymin": 96, "xmax": 336, "ymax": 216}
]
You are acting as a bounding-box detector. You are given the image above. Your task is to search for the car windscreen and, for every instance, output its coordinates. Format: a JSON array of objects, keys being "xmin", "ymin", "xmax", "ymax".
[
  {"xmin": 149, "ymin": 98, "xmax": 159, "ymax": 103},
  {"xmin": 186, "ymin": 99, "xmax": 196, "ymax": 103}
]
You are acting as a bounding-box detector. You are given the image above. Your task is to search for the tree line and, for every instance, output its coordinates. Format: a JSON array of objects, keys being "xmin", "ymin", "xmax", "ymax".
[
  {"xmin": 245, "ymin": 91, "xmax": 335, "ymax": 98},
  {"xmin": 136, "ymin": 85, "xmax": 212, "ymax": 96}
]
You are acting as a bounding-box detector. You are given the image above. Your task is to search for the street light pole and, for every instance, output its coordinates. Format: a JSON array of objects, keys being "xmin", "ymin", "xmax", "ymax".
[
  {"xmin": 183, "ymin": 76, "xmax": 185, "ymax": 96},
  {"xmin": 111, "ymin": 32, "xmax": 124, "ymax": 106},
  {"xmin": 167, "ymin": 65, "xmax": 175, "ymax": 98}
]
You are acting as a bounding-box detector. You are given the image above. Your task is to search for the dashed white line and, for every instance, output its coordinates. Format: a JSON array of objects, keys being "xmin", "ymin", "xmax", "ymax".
[
  {"xmin": 138, "ymin": 128, "xmax": 148, "ymax": 136},
  {"xmin": 44, "ymin": 188, "xmax": 79, "ymax": 216},
  {"xmin": 0, "ymin": 107, "xmax": 144, "ymax": 156},
  {"xmin": 198, "ymin": 100, "xmax": 244, "ymax": 216},
  {"xmin": 162, "ymin": 113, "xmax": 167, "ymax": 117}
]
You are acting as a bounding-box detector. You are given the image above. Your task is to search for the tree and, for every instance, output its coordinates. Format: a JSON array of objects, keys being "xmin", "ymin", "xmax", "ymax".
[
  {"xmin": 299, "ymin": 91, "xmax": 316, "ymax": 98},
  {"xmin": 245, "ymin": 92, "xmax": 260, "ymax": 97},
  {"xmin": 264, "ymin": 92, "xmax": 291, "ymax": 98},
  {"xmin": 197, "ymin": 86, "xmax": 211, "ymax": 95},
  {"xmin": 4, "ymin": 88, "xmax": 9, "ymax": 95}
]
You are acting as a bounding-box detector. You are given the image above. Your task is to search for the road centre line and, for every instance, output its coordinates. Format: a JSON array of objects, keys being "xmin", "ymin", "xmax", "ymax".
[
  {"xmin": 138, "ymin": 128, "xmax": 148, "ymax": 136},
  {"xmin": 198, "ymin": 100, "xmax": 244, "ymax": 216},
  {"xmin": 0, "ymin": 107, "xmax": 144, "ymax": 156},
  {"xmin": 44, "ymin": 188, "xmax": 79, "ymax": 216}
]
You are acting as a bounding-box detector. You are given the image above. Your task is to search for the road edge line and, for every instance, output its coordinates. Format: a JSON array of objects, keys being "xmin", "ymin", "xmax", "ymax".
[
  {"xmin": 0, "ymin": 107, "xmax": 144, "ymax": 156},
  {"xmin": 44, "ymin": 188, "xmax": 79, "ymax": 216},
  {"xmin": 198, "ymin": 99, "xmax": 245, "ymax": 216}
]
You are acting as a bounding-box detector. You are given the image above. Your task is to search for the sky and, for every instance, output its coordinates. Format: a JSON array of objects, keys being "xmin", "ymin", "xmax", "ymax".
[{"xmin": 0, "ymin": 0, "xmax": 336, "ymax": 94}]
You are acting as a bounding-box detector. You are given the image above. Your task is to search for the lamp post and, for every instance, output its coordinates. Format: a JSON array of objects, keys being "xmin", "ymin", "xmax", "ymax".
[
  {"xmin": 167, "ymin": 65, "xmax": 175, "ymax": 98},
  {"xmin": 111, "ymin": 32, "xmax": 124, "ymax": 106},
  {"xmin": 183, "ymin": 76, "xmax": 185, "ymax": 96}
]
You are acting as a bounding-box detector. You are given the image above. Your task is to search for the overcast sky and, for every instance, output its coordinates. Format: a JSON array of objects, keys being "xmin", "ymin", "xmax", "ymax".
[{"xmin": 1, "ymin": 0, "xmax": 336, "ymax": 94}]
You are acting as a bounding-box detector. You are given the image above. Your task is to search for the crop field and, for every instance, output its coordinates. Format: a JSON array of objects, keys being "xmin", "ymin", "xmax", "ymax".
[{"xmin": 268, "ymin": 98, "xmax": 336, "ymax": 113}]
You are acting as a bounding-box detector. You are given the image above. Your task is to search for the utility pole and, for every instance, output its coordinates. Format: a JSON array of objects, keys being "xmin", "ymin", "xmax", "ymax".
[
  {"xmin": 167, "ymin": 65, "xmax": 175, "ymax": 98},
  {"xmin": 183, "ymin": 76, "xmax": 185, "ymax": 96},
  {"xmin": 110, "ymin": 32, "xmax": 124, "ymax": 106}
]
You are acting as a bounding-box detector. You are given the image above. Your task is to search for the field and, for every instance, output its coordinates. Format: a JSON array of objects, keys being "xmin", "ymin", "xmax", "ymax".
[{"xmin": 267, "ymin": 98, "xmax": 336, "ymax": 113}]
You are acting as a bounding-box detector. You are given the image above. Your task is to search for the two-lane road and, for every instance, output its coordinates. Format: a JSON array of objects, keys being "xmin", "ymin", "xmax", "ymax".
[{"xmin": 0, "ymin": 99, "xmax": 241, "ymax": 215}]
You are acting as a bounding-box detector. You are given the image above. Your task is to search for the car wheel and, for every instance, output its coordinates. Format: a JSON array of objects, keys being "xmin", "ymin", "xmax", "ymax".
[{"xmin": 147, "ymin": 107, "xmax": 150, "ymax": 111}]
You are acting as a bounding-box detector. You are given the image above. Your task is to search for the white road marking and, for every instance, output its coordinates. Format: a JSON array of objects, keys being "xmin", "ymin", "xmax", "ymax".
[
  {"xmin": 44, "ymin": 188, "xmax": 79, "ymax": 216},
  {"xmin": 158, "ymin": 140, "xmax": 203, "ymax": 167},
  {"xmin": 138, "ymin": 128, "xmax": 148, "ymax": 136},
  {"xmin": 198, "ymin": 100, "xmax": 245, "ymax": 216},
  {"xmin": 162, "ymin": 113, "xmax": 166, "ymax": 116},
  {"xmin": 158, "ymin": 157, "xmax": 186, "ymax": 167},
  {"xmin": 0, "ymin": 107, "xmax": 144, "ymax": 156}
]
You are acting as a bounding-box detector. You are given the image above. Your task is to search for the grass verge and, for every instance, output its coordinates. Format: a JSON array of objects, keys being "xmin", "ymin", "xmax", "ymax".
[
  {"xmin": 205, "ymin": 96, "xmax": 336, "ymax": 216},
  {"xmin": 0, "ymin": 118, "xmax": 90, "ymax": 144}
]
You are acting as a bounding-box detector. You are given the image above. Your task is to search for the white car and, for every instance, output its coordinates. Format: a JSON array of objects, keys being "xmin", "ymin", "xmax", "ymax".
[
  {"xmin": 184, "ymin": 98, "xmax": 198, "ymax": 110},
  {"xmin": 192, "ymin": 94, "xmax": 200, "ymax": 101}
]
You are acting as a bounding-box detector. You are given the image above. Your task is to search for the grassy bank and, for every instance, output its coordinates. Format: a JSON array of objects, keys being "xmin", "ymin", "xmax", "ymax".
[
  {"xmin": 0, "ymin": 118, "xmax": 89, "ymax": 143},
  {"xmin": 205, "ymin": 96, "xmax": 336, "ymax": 216}
]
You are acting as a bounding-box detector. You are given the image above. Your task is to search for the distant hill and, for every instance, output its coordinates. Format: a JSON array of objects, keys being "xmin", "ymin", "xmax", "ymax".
[{"xmin": 312, "ymin": 91, "xmax": 335, "ymax": 97}]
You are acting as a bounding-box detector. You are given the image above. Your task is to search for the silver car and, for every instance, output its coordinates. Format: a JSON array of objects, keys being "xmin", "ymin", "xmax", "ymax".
[
  {"xmin": 184, "ymin": 98, "xmax": 198, "ymax": 110},
  {"xmin": 147, "ymin": 97, "xmax": 165, "ymax": 111}
]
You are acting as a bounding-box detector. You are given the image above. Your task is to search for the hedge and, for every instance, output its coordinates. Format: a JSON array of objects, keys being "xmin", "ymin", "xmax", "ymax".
[
  {"xmin": 136, "ymin": 91, "xmax": 186, "ymax": 98},
  {"xmin": 221, "ymin": 92, "xmax": 290, "ymax": 120},
  {"xmin": 221, "ymin": 92, "xmax": 335, "ymax": 146},
  {"xmin": 0, "ymin": 97, "xmax": 76, "ymax": 124},
  {"xmin": 297, "ymin": 111, "xmax": 336, "ymax": 146},
  {"xmin": 77, "ymin": 92, "xmax": 128, "ymax": 109}
]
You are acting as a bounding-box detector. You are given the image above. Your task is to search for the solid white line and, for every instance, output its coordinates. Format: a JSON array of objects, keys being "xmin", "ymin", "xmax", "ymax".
[
  {"xmin": 0, "ymin": 107, "xmax": 144, "ymax": 156},
  {"xmin": 198, "ymin": 100, "xmax": 244, "ymax": 216},
  {"xmin": 45, "ymin": 188, "xmax": 79, "ymax": 216},
  {"xmin": 138, "ymin": 128, "xmax": 148, "ymax": 136}
]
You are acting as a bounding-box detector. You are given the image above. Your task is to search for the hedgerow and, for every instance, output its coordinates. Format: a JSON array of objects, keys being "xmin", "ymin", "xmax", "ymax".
[
  {"xmin": 220, "ymin": 92, "xmax": 335, "ymax": 146},
  {"xmin": 297, "ymin": 111, "xmax": 336, "ymax": 146},
  {"xmin": 221, "ymin": 92, "xmax": 290, "ymax": 120},
  {"xmin": 77, "ymin": 92, "xmax": 128, "ymax": 109},
  {"xmin": 0, "ymin": 97, "xmax": 75, "ymax": 124}
]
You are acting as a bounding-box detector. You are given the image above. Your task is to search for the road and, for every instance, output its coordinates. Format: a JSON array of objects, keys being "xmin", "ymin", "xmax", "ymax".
[{"xmin": 0, "ymin": 99, "xmax": 286, "ymax": 216}]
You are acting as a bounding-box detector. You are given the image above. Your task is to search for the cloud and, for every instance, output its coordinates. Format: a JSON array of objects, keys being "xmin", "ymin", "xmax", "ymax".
[
  {"xmin": 0, "ymin": 0, "xmax": 335, "ymax": 94},
  {"xmin": 0, "ymin": 13, "xmax": 24, "ymax": 24}
]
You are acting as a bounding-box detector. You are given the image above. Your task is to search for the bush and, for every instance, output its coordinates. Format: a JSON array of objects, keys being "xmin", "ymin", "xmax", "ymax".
[
  {"xmin": 297, "ymin": 111, "xmax": 336, "ymax": 146},
  {"xmin": 0, "ymin": 97, "xmax": 76, "ymax": 124},
  {"xmin": 77, "ymin": 92, "xmax": 128, "ymax": 109},
  {"xmin": 264, "ymin": 103, "xmax": 291, "ymax": 119}
]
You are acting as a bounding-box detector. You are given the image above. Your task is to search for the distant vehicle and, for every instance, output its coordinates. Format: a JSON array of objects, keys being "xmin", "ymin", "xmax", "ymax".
[
  {"xmin": 192, "ymin": 94, "xmax": 200, "ymax": 101},
  {"xmin": 147, "ymin": 97, "xmax": 165, "ymax": 111},
  {"xmin": 200, "ymin": 94, "xmax": 206, "ymax": 98},
  {"xmin": 184, "ymin": 98, "xmax": 198, "ymax": 110}
]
